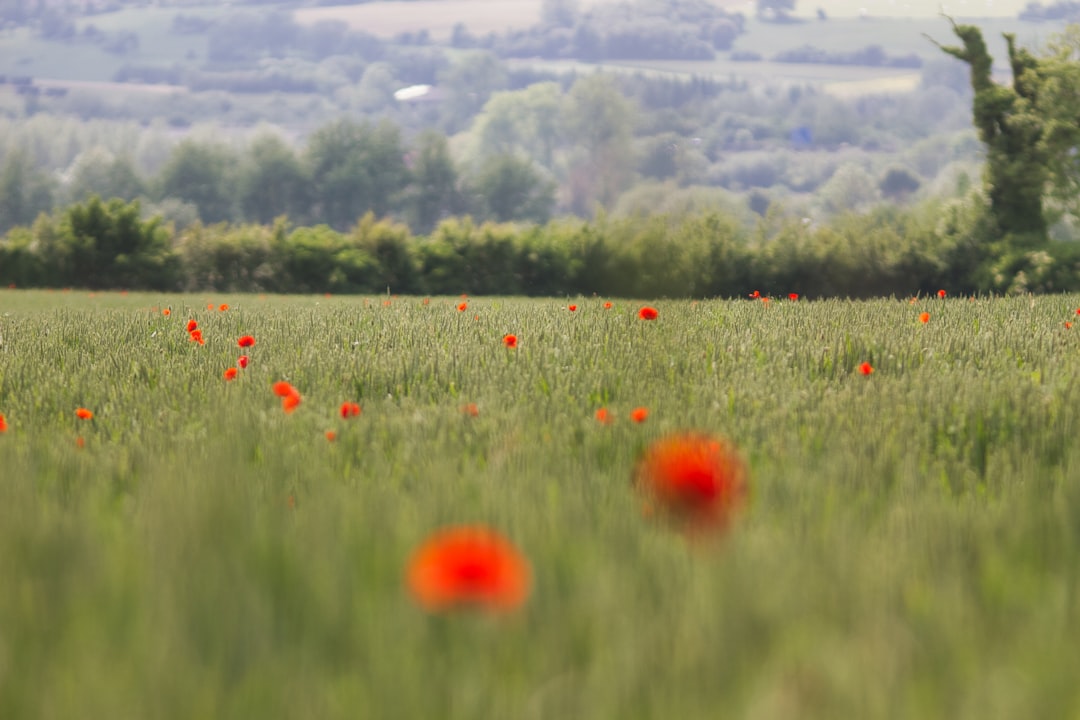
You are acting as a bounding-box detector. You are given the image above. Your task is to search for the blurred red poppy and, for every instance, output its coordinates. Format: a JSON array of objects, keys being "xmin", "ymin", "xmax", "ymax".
[
  {"xmin": 238, "ymin": 335, "xmax": 256, "ymax": 348},
  {"xmin": 503, "ymin": 334, "xmax": 518, "ymax": 348},
  {"xmin": 634, "ymin": 432, "xmax": 748, "ymax": 535},
  {"xmin": 630, "ymin": 407, "xmax": 649, "ymax": 423},
  {"xmin": 638, "ymin": 306, "xmax": 658, "ymax": 320},
  {"xmin": 407, "ymin": 525, "xmax": 531, "ymax": 613},
  {"xmin": 223, "ymin": 367, "xmax": 238, "ymax": 381},
  {"xmin": 282, "ymin": 393, "xmax": 302, "ymax": 414}
]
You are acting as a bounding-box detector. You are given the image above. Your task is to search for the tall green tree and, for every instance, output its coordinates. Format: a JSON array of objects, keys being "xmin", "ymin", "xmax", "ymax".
[
  {"xmin": 562, "ymin": 74, "xmax": 636, "ymax": 214},
  {"xmin": 472, "ymin": 154, "xmax": 555, "ymax": 224},
  {"xmin": 470, "ymin": 83, "xmax": 562, "ymax": 171},
  {"xmin": 305, "ymin": 119, "xmax": 409, "ymax": 230},
  {"xmin": 0, "ymin": 150, "xmax": 55, "ymax": 233},
  {"xmin": 156, "ymin": 140, "xmax": 237, "ymax": 224},
  {"xmin": 60, "ymin": 197, "xmax": 177, "ymax": 289},
  {"xmin": 405, "ymin": 131, "xmax": 461, "ymax": 234},
  {"xmin": 66, "ymin": 148, "xmax": 145, "ymax": 205},
  {"xmin": 1031, "ymin": 24, "xmax": 1080, "ymax": 223},
  {"xmin": 929, "ymin": 18, "xmax": 1049, "ymax": 241},
  {"xmin": 239, "ymin": 134, "xmax": 312, "ymax": 225}
]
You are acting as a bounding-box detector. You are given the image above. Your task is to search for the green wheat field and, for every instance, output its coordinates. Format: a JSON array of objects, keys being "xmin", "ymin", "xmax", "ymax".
[{"xmin": 1, "ymin": 289, "xmax": 1079, "ymax": 719}]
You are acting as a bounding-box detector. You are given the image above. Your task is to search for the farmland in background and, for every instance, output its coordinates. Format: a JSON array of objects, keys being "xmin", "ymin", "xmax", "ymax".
[{"xmin": 1, "ymin": 290, "xmax": 1080, "ymax": 718}]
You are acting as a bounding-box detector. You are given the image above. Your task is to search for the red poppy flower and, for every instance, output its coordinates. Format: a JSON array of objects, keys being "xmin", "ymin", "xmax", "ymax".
[
  {"xmin": 325, "ymin": 430, "xmax": 337, "ymax": 442},
  {"xmin": 189, "ymin": 329, "xmax": 204, "ymax": 345},
  {"xmin": 219, "ymin": 304, "xmax": 229, "ymax": 312},
  {"xmin": 162, "ymin": 308, "xmax": 171, "ymax": 317},
  {"xmin": 603, "ymin": 302, "xmax": 613, "ymax": 309},
  {"xmin": 761, "ymin": 297, "xmax": 770, "ymax": 306},
  {"xmin": 859, "ymin": 362, "xmax": 874, "ymax": 376},
  {"xmin": 919, "ymin": 312, "xmax": 930, "ymax": 324},
  {"xmin": 462, "ymin": 403, "xmax": 479, "ymax": 417},
  {"xmin": 595, "ymin": 407, "xmax": 612, "ymax": 425},
  {"xmin": 749, "ymin": 290, "xmax": 760, "ymax": 299},
  {"xmin": 634, "ymin": 433, "xmax": 747, "ymax": 535},
  {"xmin": 186, "ymin": 320, "xmax": 198, "ymax": 332},
  {"xmin": 1075, "ymin": 308, "xmax": 1080, "ymax": 316},
  {"xmin": 238, "ymin": 355, "xmax": 249, "ymax": 369},
  {"xmin": 457, "ymin": 302, "xmax": 468, "ymax": 312},
  {"xmin": 630, "ymin": 407, "xmax": 649, "ymax": 423},
  {"xmin": 340, "ymin": 401, "xmax": 361, "ymax": 419},
  {"xmin": 407, "ymin": 525, "xmax": 531, "ymax": 613},
  {"xmin": 206, "ymin": 303, "xmax": 214, "ymax": 311},
  {"xmin": 568, "ymin": 304, "xmax": 577, "ymax": 312},
  {"xmin": 503, "ymin": 334, "xmax": 518, "ymax": 348},
  {"xmin": 238, "ymin": 335, "xmax": 256, "ymax": 348},
  {"xmin": 638, "ymin": 306, "xmax": 658, "ymax": 320},
  {"xmin": 788, "ymin": 293, "xmax": 799, "ymax": 301},
  {"xmin": 1068, "ymin": 322, "xmax": 1074, "ymax": 329},
  {"xmin": 0, "ymin": 412, "xmax": 7, "ymax": 433},
  {"xmin": 282, "ymin": 393, "xmax": 302, "ymax": 413},
  {"xmin": 937, "ymin": 289, "xmax": 946, "ymax": 298},
  {"xmin": 423, "ymin": 297, "xmax": 430, "ymax": 305},
  {"xmin": 223, "ymin": 367, "xmax": 238, "ymax": 381},
  {"xmin": 273, "ymin": 381, "xmax": 296, "ymax": 398},
  {"xmin": 75, "ymin": 408, "xmax": 94, "ymax": 420}
]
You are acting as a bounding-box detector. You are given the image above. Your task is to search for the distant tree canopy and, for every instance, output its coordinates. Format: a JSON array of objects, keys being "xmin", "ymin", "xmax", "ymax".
[
  {"xmin": 496, "ymin": 0, "xmax": 745, "ymax": 61},
  {"xmin": 929, "ymin": 18, "xmax": 1080, "ymax": 243},
  {"xmin": 756, "ymin": 0, "xmax": 796, "ymax": 21},
  {"xmin": 1019, "ymin": 1, "xmax": 1080, "ymax": 22}
]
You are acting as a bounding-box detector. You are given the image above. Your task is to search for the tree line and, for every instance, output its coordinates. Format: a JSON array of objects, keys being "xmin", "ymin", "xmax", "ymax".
[
  {"xmin": 3, "ymin": 190, "xmax": 1076, "ymax": 298},
  {"xmin": 0, "ymin": 119, "xmax": 557, "ymax": 237}
]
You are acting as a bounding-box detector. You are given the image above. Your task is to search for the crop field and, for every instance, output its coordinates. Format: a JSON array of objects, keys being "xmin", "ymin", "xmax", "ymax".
[{"xmin": 1, "ymin": 290, "xmax": 1080, "ymax": 718}]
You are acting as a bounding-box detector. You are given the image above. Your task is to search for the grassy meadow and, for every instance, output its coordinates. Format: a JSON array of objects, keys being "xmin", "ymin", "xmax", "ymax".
[{"xmin": 1, "ymin": 290, "xmax": 1080, "ymax": 718}]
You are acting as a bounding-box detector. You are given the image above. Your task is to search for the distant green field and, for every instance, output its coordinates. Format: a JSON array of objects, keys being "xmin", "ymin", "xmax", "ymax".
[
  {"xmin": 2, "ymin": 291, "xmax": 1080, "ymax": 718},
  {"xmin": 791, "ymin": 0, "xmax": 1027, "ymax": 18}
]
